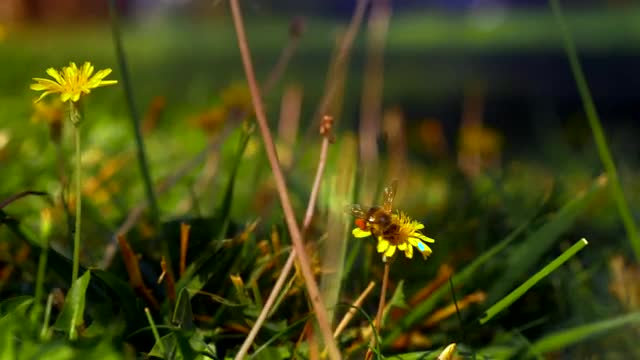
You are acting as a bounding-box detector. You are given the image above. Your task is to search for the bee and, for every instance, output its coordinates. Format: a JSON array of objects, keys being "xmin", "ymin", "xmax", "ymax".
[{"xmin": 348, "ymin": 180, "xmax": 399, "ymax": 240}]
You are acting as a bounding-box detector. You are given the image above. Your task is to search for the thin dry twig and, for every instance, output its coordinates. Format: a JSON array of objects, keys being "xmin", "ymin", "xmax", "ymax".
[
  {"xmin": 234, "ymin": 119, "xmax": 336, "ymax": 359},
  {"xmin": 179, "ymin": 222, "xmax": 191, "ymax": 276},
  {"xmin": 229, "ymin": 1, "xmax": 340, "ymax": 358},
  {"xmin": 366, "ymin": 263, "xmax": 390, "ymax": 359},
  {"xmin": 333, "ymin": 281, "xmax": 376, "ymax": 338},
  {"xmin": 262, "ymin": 17, "xmax": 305, "ymax": 94}
]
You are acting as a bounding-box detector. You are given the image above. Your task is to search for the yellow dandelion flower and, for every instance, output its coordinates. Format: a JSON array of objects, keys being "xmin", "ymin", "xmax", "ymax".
[
  {"xmin": 220, "ymin": 83, "xmax": 253, "ymax": 116},
  {"xmin": 30, "ymin": 61, "xmax": 118, "ymax": 103},
  {"xmin": 352, "ymin": 211, "xmax": 435, "ymax": 262}
]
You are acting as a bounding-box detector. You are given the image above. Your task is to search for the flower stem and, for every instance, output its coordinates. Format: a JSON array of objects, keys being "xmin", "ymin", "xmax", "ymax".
[
  {"xmin": 367, "ymin": 262, "xmax": 390, "ymax": 359},
  {"xmin": 71, "ymin": 102, "xmax": 82, "ymax": 284}
]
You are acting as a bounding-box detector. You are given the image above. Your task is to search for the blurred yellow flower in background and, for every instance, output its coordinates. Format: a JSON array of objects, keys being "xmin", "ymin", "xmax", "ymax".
[
  {"xmin": 220, "ymin": 83, "xmax": 253, "ymax": 117},
  {"xmin": 31, "ymin": 61, "xmax": 117, "ymax": 103},
  {"xmin": 0, "ymin": 24, "xmax": 6, "ymax": 42}
]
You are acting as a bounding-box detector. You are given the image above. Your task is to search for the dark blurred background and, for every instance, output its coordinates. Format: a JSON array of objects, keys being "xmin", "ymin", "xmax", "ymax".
[{"xmin": 1, "ymin": 0, "xmax": 638, "ymax": 158}]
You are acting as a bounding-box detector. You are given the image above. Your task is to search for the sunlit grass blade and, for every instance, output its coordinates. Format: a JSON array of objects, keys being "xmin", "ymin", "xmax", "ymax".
[
  {"xmin": 479, "ymin": 238, "xmax": 588, "ymax": 325},
  {"xmin": 383, "ymin": 215, "xmax": 531, "ymax": 345},
  {"xmin": 529, "ymin": 311, "xmax": 640, "ymax": 356},
  {"xmin": 41, "ymin": 294, "xmax": 54, "ymax": 340},
  {"xmin": 54, "ymin": 270, "xmax": 91, "ymax": 340},
  {"xmin": 487, "ymin": 175, "xmax": 606, "ymax": 303},
  {"xmin": 216, "ymin": 121, "xmax": 254, "ymax": 239},
  {"xmin": 321, "ymin": 138, "xmax": 356, "ymax": 324},
  {"xmin": 145, "ymin": 307, "xmax": 166, "ymax": 358},
  {"xmin": 549, "ymin": 0, "xmax": 640, "ymax": 261}
]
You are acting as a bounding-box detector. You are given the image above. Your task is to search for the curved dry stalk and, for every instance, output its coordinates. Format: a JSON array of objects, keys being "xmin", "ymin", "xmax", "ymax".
[
  {"xmin": 229, "ymin": 1, "xmax": 340, "ymax": 358},
  {"xmin": 333, "ymin": 281, "xmax": 376, "ymax": 338}
]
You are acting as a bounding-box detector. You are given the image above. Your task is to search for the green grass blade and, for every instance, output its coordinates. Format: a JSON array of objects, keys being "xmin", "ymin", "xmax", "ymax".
[
  {"xmin": 529, "ymin": 311, "xmax": 640, "ymax": 355},
  {"xmin": 249, "ymin": 315, "xmax": 310, "ymax": 359},
  {"xmin": 91, "ymin": 269, "xmax": 147, "ymax": 334},
  {"xmin": 107, "ymin": 0, "xmax": 160, "ymax": 227},
  {"xmin": 172, "ymin": 288, "xmax": 195, "ymax": 331},
  {"xmin": 216, "ymin": 122, "xmax": 253, "ymax": 239},
  {"xmin": 549, "ymin": 0, "xmax": 640, "ymax": 261},
  {"xmin": 54, "ymin": 270, "xmax": 91, "ymax": 340},
  {"xmin": 480, "ymin": 238, "xmax": 588, "ymax": 325},
  {"xmin": 383, "ymin": 216, "xmax": 531, "ymax": 346},
  {"xmin": 487, "ymin": 175, "xmax": 606, "ymax": 303},
  {"xmin": 145, "ymin": 307, "xmax": 167, "ymax": 358}
]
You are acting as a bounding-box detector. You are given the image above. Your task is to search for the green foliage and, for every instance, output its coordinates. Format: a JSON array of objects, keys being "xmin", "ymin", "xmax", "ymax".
[
  {"xmin": 54, "ymin": 270, "xmax": 91, "ymax": 340},
  {"xmin": 2, "ymin": 5, "xmax": 639, "ymax": 359}
]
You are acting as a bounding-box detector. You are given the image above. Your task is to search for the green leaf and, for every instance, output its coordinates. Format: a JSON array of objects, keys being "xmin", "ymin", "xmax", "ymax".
[
  {"xmin": 252, "ymin": 345, "xmax": 291, "ymax": 360},
  {"xmin": 383, "ymin": 280, "xmax": 407, "ymax": 325},
  {"xmin": 149, "ymin": 333, "xmax": 175, "ymax": 359},
  {"xmin": 148, "ymin": 329, "xmax": 214, "ymax": 360},
  {"xmin": 0, "ymin": 296, "xmax": 33, "ymax": 316},
  {"xmin": 479, "ymin": 238, "xmax": 588, "ymax": 324},
  {"xmin": 486, "ymin": 176, "xmax": 606, "ymax": 303},
  {"xmin": 529, "ymin": 311, "xmax": 640, "ymax": 356},
  {"xmin": 0, "ymin": 297, "xmax": 33, "ymax": 360},
  {"xmin": 215, "ymin": 121, "xmax": 253, "ymax": 240},
  {"xmin": 90, "ymin": 269, "xmax": 146, "ymax": 334},
  {"xmin": 54, "ymin": 270, "xmax": 91, "ymax": 340},
  {"xmin": 172, "ymin": 288, "xmax": 195, "ymax": 331}
]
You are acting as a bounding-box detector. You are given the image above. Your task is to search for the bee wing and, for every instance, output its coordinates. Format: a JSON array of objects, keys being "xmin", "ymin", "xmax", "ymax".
[
  {"xmin": 382, "ymin": 179, "xmax": 398, "ymax": 212},
  {"xmin": 347, "ymin": 204, "xmax": 368, "ymax": 218}
]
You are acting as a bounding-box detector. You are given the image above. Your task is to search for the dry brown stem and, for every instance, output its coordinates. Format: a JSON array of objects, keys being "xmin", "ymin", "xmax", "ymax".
[
  {"xmin": 333, "ymin": 281, "xmax": 376, "ymax": 338},
  {"xmin": 229, "ymin": 0, "xmax": 340, "ymax": 357}
]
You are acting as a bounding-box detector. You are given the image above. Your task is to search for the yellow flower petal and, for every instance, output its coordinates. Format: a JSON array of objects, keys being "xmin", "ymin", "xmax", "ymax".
[
  {"xmin": 31, "ymin": 79, "xmax": 62, "ymax": 91},
  {"xmin": 377, "ymin": 239, "xmax": 390, "ymax": 253},
  {"xmin": 45, "ymin": 68, "xmax": 64, "ymax": 84},
  {"xmin": 81, "ymin": 62, "xmax": 94, "ymax": 79},
  {"xmin": 414, "ymin": 233, "xmax": 435, "ymax": 243},
  {"xmin": 352, "ymin": 228, "xmax": 372, "ymax": 238},
  {"xmin": 412, "ymin": 222, "xmax": 425, "ymax": 230},
  {"xmin": 34, "ymin": 91, "xmax": 55, "ymax": 103},
  {"xmin": 405, "ymin": 244, "xmax": 413, "ymax": 258},
  {"xmin": 31, "ymin": 61, "xmax": 117, "ymax": 103},
  {"xmin": 398, "ymin": 243, "xmax": 407, "ymax": 251},
  {"xmin": 385, "ymin": 245, "xmax": 396, "ymax": 258}
]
